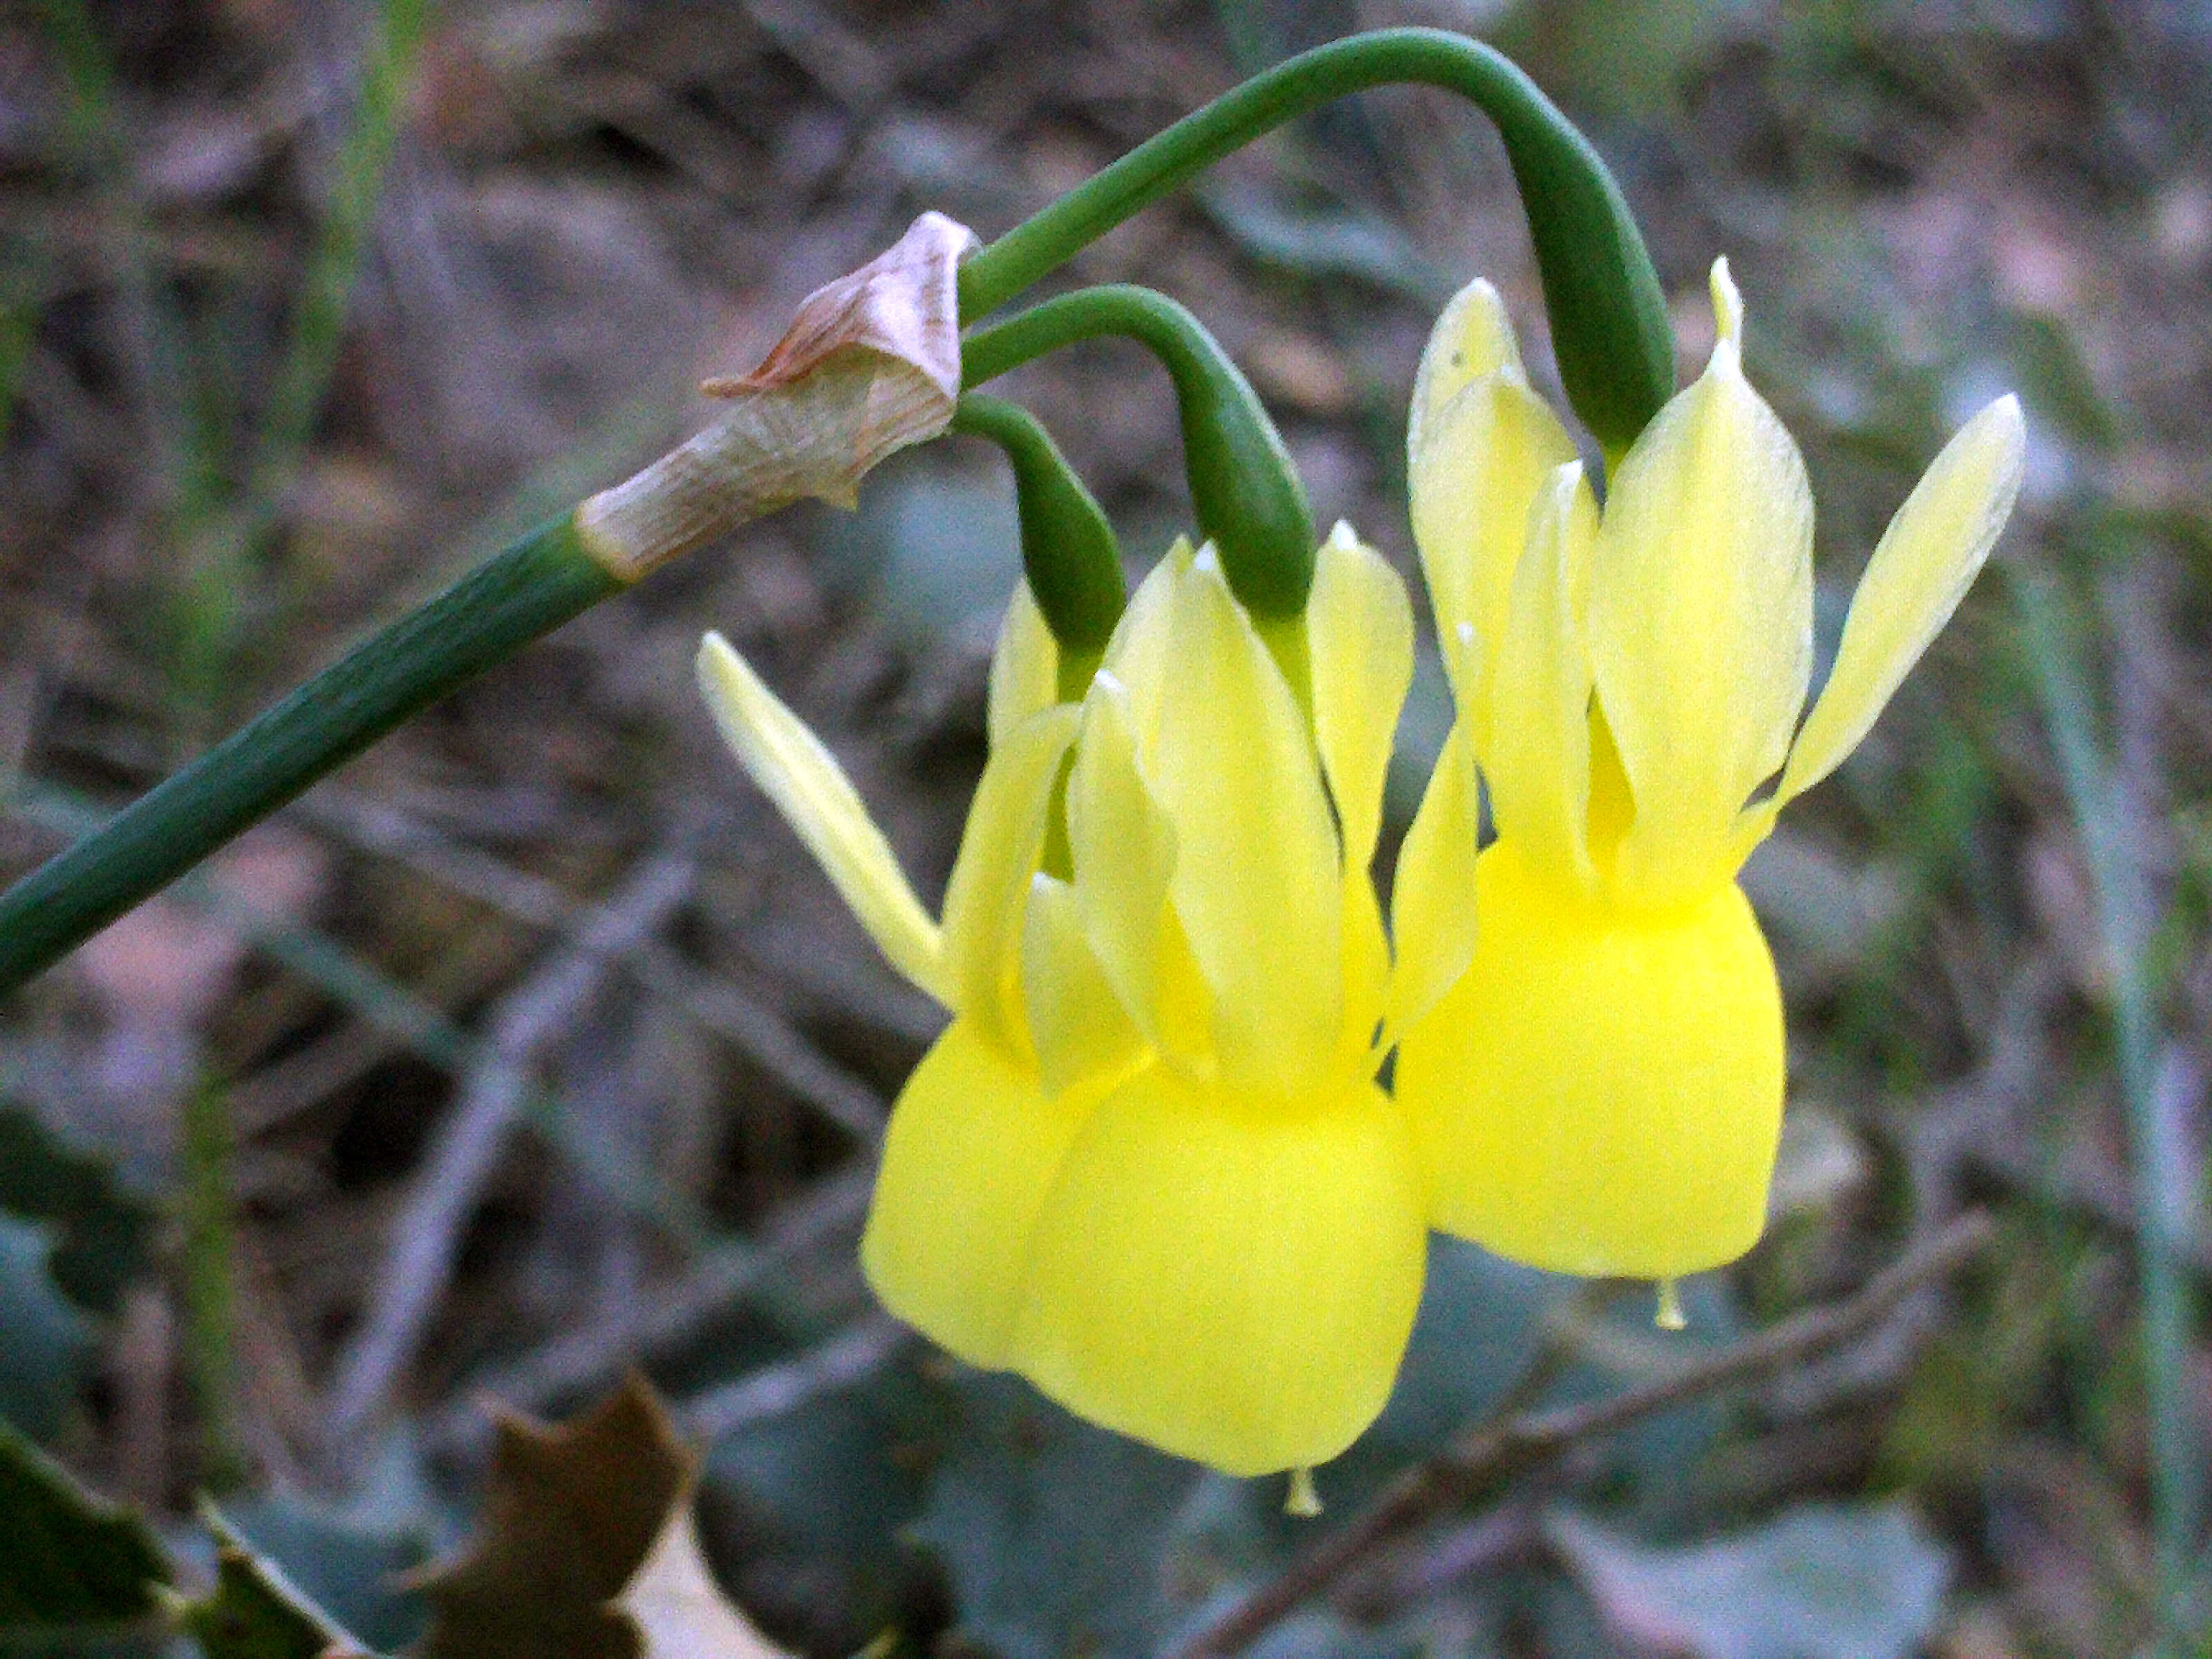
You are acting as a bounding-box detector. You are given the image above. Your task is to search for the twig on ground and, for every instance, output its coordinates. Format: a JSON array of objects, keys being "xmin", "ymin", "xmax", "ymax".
[
  {"xmin": 425, "ymin": 1161, "xmax": 877, "ymax": 1459},
  {"xmin": 1164, "ymin": 1210, "xmax": 1996, "ymax": 1659},
  {"xmin": 321, "ymin": 845, "xmax": 697, "ymax": 1462},
  {"xmin": 680, "ymin": 1313, "xmax": 911, "ymax": 1441},
  {"xmin": 1346, "ymin": 1497, "xmax": 1546, "ymax": 1616},
  {"xmin": 626, "ymin": 950, "xmax": 886, "ymax": 1143},
  {"xmin": 301, "ymin": 791, "xmax": 888, "ymax": 1143}
]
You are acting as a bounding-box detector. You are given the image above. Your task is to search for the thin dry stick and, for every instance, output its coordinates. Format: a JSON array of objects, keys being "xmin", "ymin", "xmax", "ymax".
[
  {"xmin": 1167, "ymin": 1210, "xmax": 1996, "ymax": 1659},
  {"xmin": 301, "ymin": 791, "xmax": 888, "ymax": 1142},
  {"xmin": 681, "ymin": 1313, "xmax": 911, "ymax": 1441},
  {"xmin": 322, "ymin": 846, "xmax": 697, "ymax": 1457},
  {"xmin": 424, "ymin": 1161, "xmax": 877, "ymax": 1459},
  {"xmin": 625, "ymin": 949, "xmax": 887, "ymax": 1143}
]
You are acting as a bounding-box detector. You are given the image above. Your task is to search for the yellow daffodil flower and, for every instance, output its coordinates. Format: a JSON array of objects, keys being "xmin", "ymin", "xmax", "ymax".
[
  {"xmin": 1006, "ymin": 528, "xmax": 1481, "ymax": 1477},
  {"xmin": 699, "ymin": 526, "xmax": 1479, "ymax": 1477},
  {"xmin": 1395, "ymin": 259, "xmax": 2025, "ymax": 1282}
]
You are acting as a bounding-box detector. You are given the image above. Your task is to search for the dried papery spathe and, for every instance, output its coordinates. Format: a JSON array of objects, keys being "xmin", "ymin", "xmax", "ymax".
[{"xmin": 581, "ymin": 212, "xmax": 976, "ymax": 580}]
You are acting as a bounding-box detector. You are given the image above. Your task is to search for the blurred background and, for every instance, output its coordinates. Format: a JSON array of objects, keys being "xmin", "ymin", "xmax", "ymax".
[{"xmin": 1, "ymin": 0, "xmax": 2209, "ymax": 1654}]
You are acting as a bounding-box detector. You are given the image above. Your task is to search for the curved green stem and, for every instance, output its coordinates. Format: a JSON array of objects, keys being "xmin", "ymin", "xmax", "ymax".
[
  {"xmin": 964, "ymin": 285, "xmax": 1315, "ymax": 618},
  {"xmin": 0, "ymin": 520, "xmax": 620, "ymax": 995},
  {"xmin": 0, "ymin": 29, "xmax": 1668, "ymax": 995},
  {"xmin": 956, "ymin": 27, "xmax": 1674, "ymax": 453},
  {"xmin": 949, "ymin": 394, "xmax": 1125, "ymax": 676}
]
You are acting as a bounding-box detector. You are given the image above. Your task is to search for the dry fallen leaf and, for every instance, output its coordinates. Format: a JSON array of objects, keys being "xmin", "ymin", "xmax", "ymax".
[{"xmin": 416, "ymin": 1375, "xmax": 790, "ymax": 1659}]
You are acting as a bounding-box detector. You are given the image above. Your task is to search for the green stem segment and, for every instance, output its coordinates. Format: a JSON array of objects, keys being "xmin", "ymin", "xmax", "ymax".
[
  {"xmin": 965, "ymin": 286, "xmax": 1315, "ymax": 617},
  {"xmin": 0, "ymin": 520, "xmax": 620, "ymax": 994},
  {"xmin": 949, "ymin": 394, "xmax": 1126, "ymax": 678},
  {"xmin": 957, "ymin": 26, "xmax": 1675, "ymax": 453}
]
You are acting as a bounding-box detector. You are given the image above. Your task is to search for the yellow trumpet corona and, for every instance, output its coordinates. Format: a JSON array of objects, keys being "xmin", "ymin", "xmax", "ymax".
[
  {"xmin": 700, "ymin": 526, "xmax": 1479, "ymax": 1476},
  {"xmin": 1395, "ymin": 259, "xmax": 2025, "ymax": 1280}
]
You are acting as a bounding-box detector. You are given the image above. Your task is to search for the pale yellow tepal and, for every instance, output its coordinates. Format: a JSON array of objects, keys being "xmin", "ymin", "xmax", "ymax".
[
  {"xmin": 1396, "ymin": 259, "xmax": 2024, "ymax": 1279},
  {"xmin": 699, "ymin": 602, "xmax": 1106, "ymax": 1373}
]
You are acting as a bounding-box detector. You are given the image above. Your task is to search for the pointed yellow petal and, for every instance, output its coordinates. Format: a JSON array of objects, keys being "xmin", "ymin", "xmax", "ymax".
[
  {"xmin": 1397, "ymin": 840, "xmax": 1784, "ymax": 1277},
  {"xmin": 697, "ymin": 633, "xmax": 946, "ymax": 1001},
  {"xmin": 941, "ymin": 705, "xmax": 1081, "ymax": 1051},
  {"xmin": 1098, "ymin": 536, "xmax": 1196, "ymax": 749},
  {"xmin": 1307, "ymin": 523, "xmax": 1414, "ymax": 876},
  {"xmin": 1485, "ymin": 462, "xmax": 1600, "ymax": 891},
  {"xmin": 1439, "ymin": 617, "xmax": 1483, "ymax": 727},
  {"xmin": 1335, "ymin": 870, "xmax": 1390, "ymax": 1076},
  {"xmin": 986, "ymin": 581, "xmax": 1060, "ymax": 749},
  {"xmin": 1387, "ymin": 721, "xmax": 1480, "ymax": 1037},
  {"xmin": 1407, "ymin": 281, "xmax": 1577, "ymax": 742},
  {"xmin": 1065, "ymin": 674, "xmax": 1188, "ymax": 1058},
  {"xmin": 1588, "ymin": 259, "xmax": 1813, "ymax": 903},
  {"xmin": 1012, "ymin": 1067, "xmax": 1426, "ymax": 1476},
  {"xmin": 1409, "ymin": 377, "xmax": 1579, "ymax": 748},
  {"xmin": 1152, "ymin": 554, "xmax": 1342, "ymax": 1091},
  {"xmin": 1021, "ymin": 873, "xmax": 1150, "ymax": 1098},
  {"xmin": 860, "ymin": 1020, "xmax": 1098, "ymax": 1369},
  {"xmin": 1304, "ymin": 525, "xmax": 1409, "ymax": 1068},
  {"xmin": 1779, "ymin": 395, "xmax": 2025, "ymax": 804},
  {"xmin": 1409, "ymin": 278, "xmax": 1524, "ymax": 453}
]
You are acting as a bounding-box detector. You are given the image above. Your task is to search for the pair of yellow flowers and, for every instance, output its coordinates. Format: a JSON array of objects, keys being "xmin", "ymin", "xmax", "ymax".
[{"xmin": 699, "ymin": 261, "xmax": 2025, "ymax": 1479}]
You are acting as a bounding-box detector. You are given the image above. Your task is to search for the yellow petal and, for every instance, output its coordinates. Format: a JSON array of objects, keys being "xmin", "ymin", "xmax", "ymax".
[
  {"xmin": 1307, "ymin": 523, "xmax": 1414, "ymax": 876},
  {"xmin": 1098, "ymin": 536, "xmax": 1197, "ymax": 751},
  {"xmin": 1335, "ymin": 871, "xmax": 1391, "ymax": 1078},
  {"xmin": 1778, "ymin": 395, "xmax": 2025, "ymax": 804},
  {"xmin": 1485, "ymin": 462, "xmax": 1600, "ymax": 891},
  {"xmin": 1021, "ymin": 874, "xmax": 1150, "ymax": 1098},
  {"xmin": 1387, "ymin": 720, "xmax": 1480, "ymax": 1037},
  {"xmin": 697, "ymin": 632, "xmax": 946, "ymax": 1001},
  {"xmin": 1397, "ymin": 838, "xmax": 1784, "ymax": 1277},
  {"xmin": 1588, "ymin": 259, "xmax": 1813, "ymax": 904},
  {"xmin": 1409, "ymin": 277, "xmax": 1524, "ymax": 452},
  {"xmin": 1012, "ymin": 1067, "xmax": 1426, "ymax": 1476},
  {"xmin": 1065, "ymin": 674, "xmax": 1199, "ymax": 1063},
  {"xmin": 860, "ymin": 1020, "xmax": 1098, "ymax": 1369},
  {"xmin": 1307, "ymin": 525, "xmax": 1409, "ymax": 1066},
  {"xmin": 1407, "ymin": 284, "xmax": 1578, "ymax": 748},
  {"xmin": 1152, "ymin": 553, "xmax": 1342, "ymax": 1091},
  {"xmin": 941, "ymin": 705, "xmax": 1082, "ymax": 1051},
  {"xmin": 986, "ymin": 581, "xmax": 1060, "ymax": 750}
]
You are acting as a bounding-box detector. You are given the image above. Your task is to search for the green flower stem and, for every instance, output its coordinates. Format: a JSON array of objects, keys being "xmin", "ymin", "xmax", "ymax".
[
  {"xmin": 0, "ymin": 519, "xmax": 619, "ymax": 995},
  {"xmin": 955, "ymin": 26, "xmax": 1674, "ymax": 452},
  {"xmin": 964, "ymin": 285, "xmax": 1315, "ymax": 617},
  {"xmin": 949, "ymin": 394, "xmax": 1126, "ymax": 676}
]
